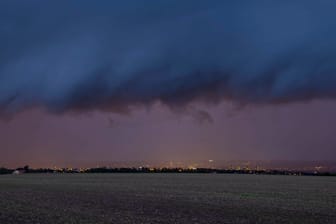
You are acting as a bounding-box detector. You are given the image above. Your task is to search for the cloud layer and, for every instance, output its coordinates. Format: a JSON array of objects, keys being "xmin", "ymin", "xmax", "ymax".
[{"xmin": 1, "ymin": 0, "xmax": 336, "ymax": 114}]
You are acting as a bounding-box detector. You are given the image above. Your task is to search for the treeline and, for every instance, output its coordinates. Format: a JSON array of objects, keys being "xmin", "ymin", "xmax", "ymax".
[
  {"xmin": 76, "ymin": 167, "xmax": 336, "ymax": 176},
  {"xmin": 0, "ymin": 167, "xmax": 13, "ymax": 174},
  {"xmin": 1, "ymin": 166, "xmax": 336, "ymax": 176}
]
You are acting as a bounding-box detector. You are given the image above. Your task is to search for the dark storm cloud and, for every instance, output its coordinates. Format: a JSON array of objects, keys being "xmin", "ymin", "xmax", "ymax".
[{"xmin": 1, "ymin": 0, "xmax": 336, "ymax": 114}]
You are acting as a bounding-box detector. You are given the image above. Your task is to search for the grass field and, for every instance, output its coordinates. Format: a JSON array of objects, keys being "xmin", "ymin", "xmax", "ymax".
[{"xmin": 0, "ymin": 174, "xmax": 335, "ymax": 224}]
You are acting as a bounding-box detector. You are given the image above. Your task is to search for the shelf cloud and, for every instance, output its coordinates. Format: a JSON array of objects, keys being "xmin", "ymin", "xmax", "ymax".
[{"xmin": 1, "ymin": 0, "xmax": 336, "ymax": 114}]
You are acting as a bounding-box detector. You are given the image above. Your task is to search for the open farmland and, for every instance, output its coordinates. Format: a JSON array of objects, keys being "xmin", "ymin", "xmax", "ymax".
[{"xmin": 0, "ymin": 174, "xmax": 335, "ymax": 224}]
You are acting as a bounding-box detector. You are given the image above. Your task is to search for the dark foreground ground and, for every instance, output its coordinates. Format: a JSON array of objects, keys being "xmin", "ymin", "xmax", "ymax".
[{"xmin": 0, "ymin": 174, "xmax": 335, "ymax": 224}]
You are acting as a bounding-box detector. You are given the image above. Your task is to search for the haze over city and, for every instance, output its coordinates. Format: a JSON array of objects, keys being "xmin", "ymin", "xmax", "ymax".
[{"xmin": 1, "ymin": 101, "xmax": 336, "ymax": 168}]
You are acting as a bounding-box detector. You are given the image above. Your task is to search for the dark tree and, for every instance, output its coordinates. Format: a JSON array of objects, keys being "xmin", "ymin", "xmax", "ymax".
[{"xmin": 23, "ymin": 165, "xmax": 30, "ymax": 173}]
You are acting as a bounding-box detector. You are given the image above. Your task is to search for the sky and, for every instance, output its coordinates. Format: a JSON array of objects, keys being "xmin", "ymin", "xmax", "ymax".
[{"xmin": 1, "ymin": 1, "xmax": 336, "ymax": 167}]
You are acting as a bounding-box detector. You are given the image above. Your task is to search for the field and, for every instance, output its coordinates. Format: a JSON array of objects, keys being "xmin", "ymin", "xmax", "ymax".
[{"xmin": 0, "ymin": 174, "xmax": 335, "ymax": 224}]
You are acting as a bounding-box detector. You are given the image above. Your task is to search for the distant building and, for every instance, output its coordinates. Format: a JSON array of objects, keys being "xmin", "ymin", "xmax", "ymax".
[
  {"xmin": 12, "ymin": 169, "xmax": 25, "ymax": 175},
  {"xmin": 12, "ymin": 167, "xmax": 28, "ymax": 175}
]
